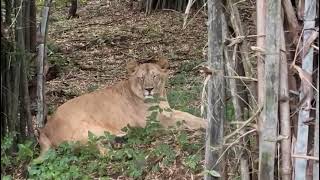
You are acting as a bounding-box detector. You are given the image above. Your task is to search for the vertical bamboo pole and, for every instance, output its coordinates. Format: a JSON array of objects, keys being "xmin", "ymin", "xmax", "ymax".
[
  {"xmin": 294, "ymin": 0, "xmax": 316, "ymax": 179},
  {"xmin": 258, "ymin": 0, "xmax": 281, "ymax": 179},
  {"xmin": 205, "ymin": 0, "xmax": 224, "ymax": 179}
]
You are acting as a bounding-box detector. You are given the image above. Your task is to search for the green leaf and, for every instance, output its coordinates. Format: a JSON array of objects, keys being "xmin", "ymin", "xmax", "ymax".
[
  {"xmin": 1, "ymin": 175, "xmax": 12, "ymax": 180},
  {"xmin": 183, "ymin": 154, "xmax": 201, "ymax": 171},
  {"xmin": 177, "ymin": 131, "xmax": 188, "ymax": 146},
  {"xmin": 204, "ymin": 169, "xmax": 221, "ymax": 177},
  {"xmin": 159, "ymin": 97, "xmax": 167, "ymax": 101},
  {"xmin": 103, "ymin": 131, "xmax": 116, "ymax": 142},
  {"xmin": 144, "ymin": 98, "xmax": 155, "ymax": 103},
  {"xmin": 88, "ymin": 131, "xmax": 98, "ymax": 142},
  {"xmin": 148, "ymin": 105, "xmax": 160, "ymax": 111},
  {"xmin": 164, "ymin": 108, "xmax": 172, "ymax": 112},
  {"xmin": 17, "ymin": 143, "xmax": 34, "ymax": 160}
]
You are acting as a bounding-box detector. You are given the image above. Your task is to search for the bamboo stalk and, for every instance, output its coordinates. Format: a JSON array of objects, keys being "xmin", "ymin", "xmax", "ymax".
[
  {"xmin": 279, "ymin": 15, "xmax": 292, "ymax": 180},
  {"xmin": 255, "ymin": 2, "xmax": 266, "ymax": 178},
  {"xmin": 36, "ymin": 0, "xmax": 53, "ymax": 128},
  {"xmin": 14, "ymin": 0, "xmax": 24, "ymax": 141},
  {"xmin": 314, "ymin": 75, "xmax": 319, "ymax": 180},
  {"xmin": 256, "ymin": 0, "xmax": 266, "ymax": 107},
  {"xmin": 226, "ymin": 44, "xmax": 250, "ymax": 180},
  {"xmin": 17, "ymin": 0, "xmax": 28, "ymax": 138},
  {"xmin": 282, "ymin": 0, "xmax": 300, "ymax": 45},
  {"xmin": 222, "ymin": 13, "xmax": 249, "ymax": 179},
  {"xmin": 227, "ymin": 0, "xmax": 257, "ymax": 108},
  {"xmin": 205, "ymin": 0, "xmax": 224, "ymax": 179},
  {"xmin": 294, "ymin": 0, "xmax": 316, "ymax": 179},
  {"xmin": 258, "ymin": 0, "xmax": 281, "ymax": 180}
]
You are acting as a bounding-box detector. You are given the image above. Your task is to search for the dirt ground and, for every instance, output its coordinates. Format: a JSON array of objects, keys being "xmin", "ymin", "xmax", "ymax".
[{"xmin": 46, "ymin": 0, "xmax": 208, "ymax": 110}]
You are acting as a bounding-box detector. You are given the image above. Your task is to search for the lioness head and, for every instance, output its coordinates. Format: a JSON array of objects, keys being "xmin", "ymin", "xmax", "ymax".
[{"xmin": 127, "ymin": 57, "xmax": 169, "ymax": 99}]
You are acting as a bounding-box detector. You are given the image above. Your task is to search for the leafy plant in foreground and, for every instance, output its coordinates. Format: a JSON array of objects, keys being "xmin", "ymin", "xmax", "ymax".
[{"xmin": 27, "ymin": 95, "xmax": 205, "ymax": 179}]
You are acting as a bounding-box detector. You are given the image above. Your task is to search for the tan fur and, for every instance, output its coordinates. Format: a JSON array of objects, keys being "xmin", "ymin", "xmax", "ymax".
[{"xmin": 38, "ymin": 58, "xmax": 207, "ymax": 157}]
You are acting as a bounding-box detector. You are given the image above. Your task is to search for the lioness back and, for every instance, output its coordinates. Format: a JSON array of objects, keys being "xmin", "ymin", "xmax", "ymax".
[
  {"xmin": 38, "ymin": 58, "xmax": 170, "ymax": 155},
  {"xmin": 42, "ymin": 80, "xmax": 149, "ymax": 146}
]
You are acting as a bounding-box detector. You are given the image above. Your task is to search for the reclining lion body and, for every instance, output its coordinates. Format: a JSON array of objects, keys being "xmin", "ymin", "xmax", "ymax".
[{"xmin": 39, "ymin": 58, "xmax": 207, "ymax": 157}]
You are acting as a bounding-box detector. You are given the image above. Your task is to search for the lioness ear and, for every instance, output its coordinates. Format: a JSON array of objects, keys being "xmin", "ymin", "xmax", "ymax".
[
  {"xmin": 126, "ymin": 61, "xmax": 138, "ymax": 74},
  {"xmin": 157, "ymin": 57, "xmax": 169, "ymax": 70}
]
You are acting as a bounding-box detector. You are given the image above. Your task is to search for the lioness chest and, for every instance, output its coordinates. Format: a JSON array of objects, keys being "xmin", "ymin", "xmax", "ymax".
[{"xmin": 43, "ymin": 83, "xmax": 151, "ymax": 146}]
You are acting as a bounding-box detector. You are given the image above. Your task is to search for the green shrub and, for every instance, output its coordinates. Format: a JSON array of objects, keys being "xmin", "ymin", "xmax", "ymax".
[
  {"xmin": 1, "ymin": 133, "xmax": 36, "ymax": 178},
  {"xmin": 27, "ymin": 96, "xmax": 205, "ymax": 179}
]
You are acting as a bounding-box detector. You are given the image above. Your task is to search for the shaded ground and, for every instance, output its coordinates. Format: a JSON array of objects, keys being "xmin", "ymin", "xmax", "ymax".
[{"xmin": 46, "ymin": 0, "xmax": 207, "ymax": 111}]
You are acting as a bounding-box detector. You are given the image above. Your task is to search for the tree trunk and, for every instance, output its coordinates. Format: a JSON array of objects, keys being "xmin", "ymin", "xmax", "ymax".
[
  {"xmin": 294, "ymin": 0, "xmax": 316, "ymax": 179},
  {"xmin": 204, "ymin": 0, "xmax": 224, "ymax": 179},
  {"xmin": 258, "ymin": 0, "xmax": 281, "ymax": 180},
  {"xmin": 68, "ymin": 0, "xmax": 79, "ymax": 19}
]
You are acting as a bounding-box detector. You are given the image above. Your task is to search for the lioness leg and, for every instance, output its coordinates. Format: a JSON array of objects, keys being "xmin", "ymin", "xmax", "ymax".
[
  {"xmin": 33, "ymin": 131, "xmax": 52, "ymax": 163},
  {"xmin": 159, "ymin": 109, "xmax": 207, "ymax": 129}
]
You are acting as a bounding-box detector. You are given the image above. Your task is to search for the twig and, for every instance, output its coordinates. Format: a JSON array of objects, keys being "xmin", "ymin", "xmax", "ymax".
[
  {"xmin": 183, "ymin": 2, "xmax": 207, "ymax": 29},
  {"xmin": 224, "ymin": 76, "xmax": 258, "ymax": 82},
  {"xmin": 224, "ymin": 106, "xmax": 262, "ymax": 142},
  {"xmin": 312, "ymin": 45, "xmax": 319, "ymax": 50},
  {"xmin": 292, "ymin": 64, "xmax": 319, "ymax": 93},
  {"xmin": 292, "ymin": 154, "xmax": 319, "ymax": 161},
  {"xmin": 182, "ymin": 0, "xmax": 196, "ymax": 29},
  {"xmin": 301, "ymin": 27, "xmax": 319, "ymax": 58},
  {"xmin": 290, "ymin": 29, "xmax": 304, "ymax": 68},
  {"xmin": 251, "ymin": 46, "xmax": 266, "ymax": 53},
  {"xmin": 215, "ymin": 129, "xmax": 257, "ymax": 167}
]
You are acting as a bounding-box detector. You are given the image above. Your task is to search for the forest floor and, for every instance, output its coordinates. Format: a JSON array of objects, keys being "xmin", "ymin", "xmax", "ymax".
[
  {"xmin": 35, "ymin": 0, "xmax": 209, "ymax": 179},
  {"xmin": 46, "ymin": 0, "xmax": 208, "ymax": 112}
]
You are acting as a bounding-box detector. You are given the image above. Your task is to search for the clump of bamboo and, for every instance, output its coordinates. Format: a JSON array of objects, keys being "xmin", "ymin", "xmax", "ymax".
[{"xmin": 201, "ymin": 0, "xmax": 319, "ymax": 179}]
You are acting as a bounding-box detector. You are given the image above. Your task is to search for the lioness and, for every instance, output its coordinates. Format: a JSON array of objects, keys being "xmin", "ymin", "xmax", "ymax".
[{"xmin": 38, "ymin": 57, "xmax": 207, "ymax": 157}]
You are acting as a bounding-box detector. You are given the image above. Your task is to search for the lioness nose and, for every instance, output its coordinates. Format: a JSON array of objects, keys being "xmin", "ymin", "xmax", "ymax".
[{"xmin": 145, "ymin": 88, "xmax": 153, "ymax": 93}]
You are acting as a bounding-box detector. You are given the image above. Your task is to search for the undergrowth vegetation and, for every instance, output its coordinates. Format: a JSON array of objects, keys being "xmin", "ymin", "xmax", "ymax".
[
  {"xmin": 0, "ymin": 54, "xmax": 237, "ymax": 179},
  {"xmin": 1, "ymin": 79, "xmax": 206, "ymax": 179}
]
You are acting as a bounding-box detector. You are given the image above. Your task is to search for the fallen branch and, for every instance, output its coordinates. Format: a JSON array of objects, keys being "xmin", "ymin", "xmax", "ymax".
[
  {"xmin": 224, "ymin": 76, "xmax": 258, "ymax": 82},
  {"xmin": 292, "ymin": 154, "xmax": 319, "ymax": 161}
]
